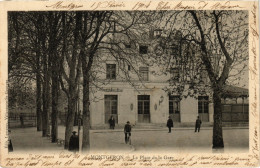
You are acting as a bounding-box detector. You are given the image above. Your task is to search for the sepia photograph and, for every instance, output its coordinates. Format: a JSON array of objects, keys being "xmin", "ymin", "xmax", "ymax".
[
  {"xmin": 0, "ymin": 1, "xmax": 259, "ymax": 167},
  {"xmin": 7, "ymin": 10, "xmax": 249, "ymax": 154}
]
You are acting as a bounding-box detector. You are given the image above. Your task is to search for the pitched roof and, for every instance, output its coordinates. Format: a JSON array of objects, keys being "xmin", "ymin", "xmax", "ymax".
[{"xmin": 222, "ymin": 85, "xmax": 248, "ymax": 98}]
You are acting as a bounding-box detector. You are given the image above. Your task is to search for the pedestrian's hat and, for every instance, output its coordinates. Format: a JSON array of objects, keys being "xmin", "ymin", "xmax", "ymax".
[
  {"xmin": 127, "ymin": 121, "xmax": 130, "ymax": 123},
  {"xmin": 72, "ymin": 131, "xmax": 77, "ymax": 133}
]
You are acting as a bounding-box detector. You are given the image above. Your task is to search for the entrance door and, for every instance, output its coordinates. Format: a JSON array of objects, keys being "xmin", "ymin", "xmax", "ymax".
[
  {"xmin": 198, "ymin": 96, "xmax": 209, "ymax": 122},
  {"xmin": 169, "ymin": 96, "xmax": 180, "ymax": 122},
  {"xmin": 104, "ymin": 95, "xmax": 118, "ymax": 124},
  {"xmin": 138, "ymin": 95, "xmax": 150, "ymax": 123}
]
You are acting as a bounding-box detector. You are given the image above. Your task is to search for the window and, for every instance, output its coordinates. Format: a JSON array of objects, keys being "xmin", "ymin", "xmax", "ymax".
[
  {"xmin": 138, "ymin": 95, "xmax": 150, "ymax": 114},
  {"xmin": 198, "ymin": 96, "xmax": 209, "ymax": 113},
  {"xmin": 124, "ymin": 43, "xmax": 131, "ymax": 48},
  {"xmin": 139, "ymin": 67, "xmax": 149, "ymax": 81},
  {"xmin": 169, "ymin": 96, "xmax": 180, "ymax": 114},
  {"xmin": 104, "ymin": 95, "xmax": 118, "ymax": 124},
  {"xmin": 170, "ymin": 68, "xmax": 180, "ymax": 81},
  {"xmin": 106, "ymin": 64, "xmax": 116, "ymax": 79},
  {"xmin": 139, "ymin": 45, "xmax": 148, "ymax": 54},
  {"xmin": 105, "ymin": 95, "xmax": 118, "ymax": 114},
  {"xmin": 128, "ymin": 65, "xmax": 131, "ymax": 71}
]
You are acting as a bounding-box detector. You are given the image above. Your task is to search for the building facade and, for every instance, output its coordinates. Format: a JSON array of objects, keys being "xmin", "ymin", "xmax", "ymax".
[
  {"xmin": 87, "ymin": 81, "xmax": 214, "ymax": 127},
  {"xmin": 78, "ymin": 30, "xmax": 248, "ymax": 128},
  {"xmin": 82, "ymin": 50, "xmax": 215, "ymax": 128}
]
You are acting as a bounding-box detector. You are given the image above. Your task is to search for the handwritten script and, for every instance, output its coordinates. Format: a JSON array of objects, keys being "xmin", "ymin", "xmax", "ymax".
[
  {"xmin": 46, "ymin": 1, "xmax": 83, "ymax": 10},
  {"xmin": 44, "ymin": 1, "xmax": 245, "ymax": 10},
  {"xmin": 249, "ymin": 2, "xmax": 259, "ymax": 165},
  {"xmin": 3, "ymin": 153, "xmax": 260, "ymax": 167}
]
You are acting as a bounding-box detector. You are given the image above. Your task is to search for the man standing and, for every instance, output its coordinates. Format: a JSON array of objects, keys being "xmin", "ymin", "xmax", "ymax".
[
  {"xmin": 108, "ymin": 116, "xmax": 115, "ymax": 129},
  {"xmin": 195, "ymin": 116, "xmax": 202, "ymax": 132},
  {"xmin": 69, "ymin": 131, "xmax": 79, "ymax": 152},
  {"xmin": 8, "ymin": 130, "xmax": 13, "ymax": 152},
  {"xmin": 19, "ymin": 113, "xmax": 24, "ymax": 127},
  {"xmin": 124, "ymin": 121, "xmax": 131, "ymax": 144},
  {"xmin": 167, "ymin": 116, "xmax": 173, "ymax": 133}
]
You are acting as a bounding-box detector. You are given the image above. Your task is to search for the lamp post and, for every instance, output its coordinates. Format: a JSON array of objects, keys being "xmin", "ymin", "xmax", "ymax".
[
  {"xmin": 77, "ymin": 82, "xmax": 81, "ymax": 150},
  {"xmin": 77, "ymin": 104, "xmax": 80, "ymax": 133},
  {"xmin": 159, "ymin": 95, "xmax": 164, "ymax": 105}
]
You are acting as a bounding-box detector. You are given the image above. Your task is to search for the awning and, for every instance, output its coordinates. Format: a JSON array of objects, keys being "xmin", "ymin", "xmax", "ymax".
[{"xmin": 222, "ymin": 85, "xmax": 249, "ymax": 98}]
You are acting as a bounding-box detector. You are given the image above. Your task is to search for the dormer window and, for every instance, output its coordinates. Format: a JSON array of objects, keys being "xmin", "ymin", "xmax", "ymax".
[
  {"xmin": 106, "ymin": 64, "xmax": 116, "ymax": 80},
  {"xmin": 139, "ymin": 45, "xmax": 148, "ymax": 54},
  {"xmin": 154, "ymin": 29, "xmax": 162, "ymax": 37}
]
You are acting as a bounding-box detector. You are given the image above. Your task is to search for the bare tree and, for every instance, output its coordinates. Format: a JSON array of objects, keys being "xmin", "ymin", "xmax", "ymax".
[
  {"xmin": 8, "ymin": 12, "xmax": 64, "ymax": 140},
  {"xmin": 77, "ymin": 11, "xmax": 157, "ymax": 152},
  {"xmin": 59, "ymin": 12, "xmax": 82, "ymax": 149},
  {"xmin": 78, "ymin": 11, "xmax": 113, "ymax": 152},
  {"xmin": 8, "ymin": 12, "xmax": 43, "ymax": 131},
  {"xmin": 47, "ymin": 12, "xmax": 63, "ymax": 143},
  {"xmin": 154, "ymin": 10, "xmax": 248, "ymax": 148}
]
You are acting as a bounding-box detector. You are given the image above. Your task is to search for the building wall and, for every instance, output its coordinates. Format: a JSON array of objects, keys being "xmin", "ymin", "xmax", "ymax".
[
  {"xmin": 84, "ymin": 82, "xmax": 213, "ymax": 127},
  {"xmin": 88, "ymin": 83, "xmax": 171, "ymax": 125},
  {"xmin": 80, "ymin": 52, "xmax": 214, "ymax": 127}
]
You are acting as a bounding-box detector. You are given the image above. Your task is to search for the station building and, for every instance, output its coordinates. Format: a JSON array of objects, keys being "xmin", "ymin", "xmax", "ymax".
[
  {"xmin": 83, "ymin": 62, "xmax": 249, "ymax": 128},
  {"xmin": 79, "ymin": 31, "xmax": 249, "ymax": 128}
]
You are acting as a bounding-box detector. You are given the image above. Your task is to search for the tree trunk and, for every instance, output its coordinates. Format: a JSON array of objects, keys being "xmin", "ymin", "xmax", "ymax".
[
  {"xmin": 212, "ymin": 90, "xmax": 224, "ymax": 148},
  {"xmin": 82, "ymin": 72, "xmax": 91, "ymax": 152},
  {"xmin": 36, "ymin": 58, "xmax": 42, "ymax": 131},
  {"xmin": 49, "ymin": 13, "xmax": 60, "ymax": 143},
  {"xmin": 64, "ymin": 96, "xmax": 77, "ymax": 149},
  {"xmin": 62, "ymin": 12, "xmax": 82, "ymax": 149},
  {"xmin": 51, "ymin": 66, "xmax": 59, "ymax": 142},
  {"xmin": 42, "ymin": 54, "xmax": 50, "ymax": 137},
  {"xmin": 42, "ymin": 81, "xmax": 50, "ymax": 136}
]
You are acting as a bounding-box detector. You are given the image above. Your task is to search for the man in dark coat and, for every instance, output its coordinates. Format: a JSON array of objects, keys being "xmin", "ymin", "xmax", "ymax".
[
  {"xmin": 8, "ymin": 139, "xmax": 13, "ymax": 152},
  {"xmin": 195, "ymin": 116, "xmax": 202, "ymax": 132},
  {"xmin": 108, "ymin": 116, "xmax": 115, "ymax": 129},
  {"xmin": 69, "ymin": 131, "xmax": 79, "ymax": 152},
  {"xmin": 19, "ymin": 113, "xmax": 24, "ymax": 127},
  {"xmin": 8, "ymin": 130, "xmax": 13, "ymax": 152},
  {"xmin": 167, "ymin": 116, "xmax": 173, "ymax": 133},
  {"xmin": 124, "ymin": 121, "xmax": 131, "ymax": 144}
]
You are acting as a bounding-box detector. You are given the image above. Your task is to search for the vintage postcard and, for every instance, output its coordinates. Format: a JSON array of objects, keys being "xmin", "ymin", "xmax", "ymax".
[{"xmin": 0, "ymin": 0, "xmax": 259, "ymax": 167}]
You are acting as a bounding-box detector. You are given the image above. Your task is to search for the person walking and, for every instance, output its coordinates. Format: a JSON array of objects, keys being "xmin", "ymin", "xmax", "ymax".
[
  {"xmin": 108, "ymin": 116, "xmax": 115, "ymax": 129},
  {"xmin": 167, "ymin": 116, "xmax": 173, "ymax": 133},
  {"xmin": 69, "ymin": 131, "xmax": 79, "ymax": 153},
  {"xmin": 195, "ymin": 116, "xmax": 202, "ymax": 132},
  {"xmin": 124, "ymin": 121, "xmax": 131, "ymax": 144}
]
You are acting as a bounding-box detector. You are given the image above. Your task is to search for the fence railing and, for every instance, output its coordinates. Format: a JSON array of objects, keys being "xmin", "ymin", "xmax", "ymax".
[
  {"xmin": 8, "ymin": 113, "xmax": 37, "ymax": 128},
  {"xmin": 8, "ymin": 112, "xmax": 82, "ymax": 128},
  {"xmin": 222, "ymin": 104, "xmax": 249, "ymax": 122}
]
